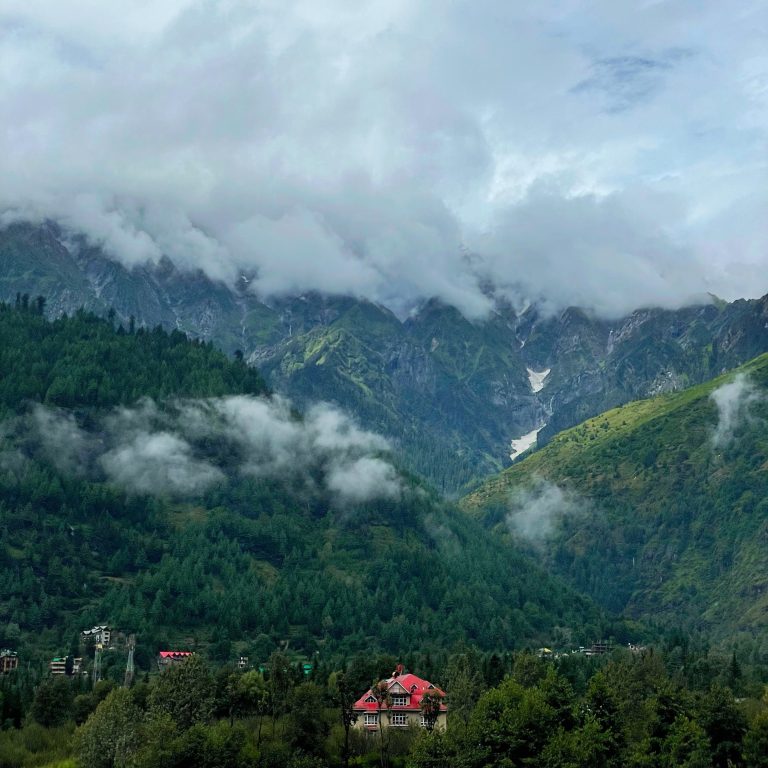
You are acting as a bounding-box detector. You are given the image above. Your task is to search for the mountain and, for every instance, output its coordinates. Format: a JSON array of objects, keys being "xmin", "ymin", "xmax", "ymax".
[
  {"xmin": 462, "ymin": 352, "xmax": 768, "ymax": 641},
  {"xmin": 5, "ymin": 221, "xmax": 768, "ymax": 494},
  {"xmin": 0, "ymin": 303, "xmax": 617, "ymax": 670}
]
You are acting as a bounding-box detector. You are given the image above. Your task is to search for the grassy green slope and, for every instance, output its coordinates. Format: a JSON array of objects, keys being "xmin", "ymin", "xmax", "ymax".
[{"xmin": 463, "ymin": 353, "xmax": 768, "ymax": 640}]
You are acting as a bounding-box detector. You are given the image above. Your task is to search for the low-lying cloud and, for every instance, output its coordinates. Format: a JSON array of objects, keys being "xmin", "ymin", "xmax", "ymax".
[
  {"xmin": 100, "ymin": 430, "xmax": 224, "ymax": 496},
  {"xmin": 1, "ymin": 2, "xmax": 766, "ymax": 318},
  {"xmin": 506, "ymin": 477, "xmax": 586, "ymax": 543},
  {"xmin": 710, "ymin": 373, "xmax": 762, "ymax": 449},
  {"xmin": 8, "ymin": 395, "xmax": 402, "ymax": 505}
]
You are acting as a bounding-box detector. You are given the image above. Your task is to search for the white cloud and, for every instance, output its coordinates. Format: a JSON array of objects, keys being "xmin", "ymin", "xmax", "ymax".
[
  {"xmin": 31, "ymin": 404, "xmax": 91, "ymax": 475},
  {"xmin": 5, "ymin": 395, "xmax": 402, "ymax": 503},
  {"xmin": 326, "ymin": 456, "xmax": 401, "ymax": 504},
  {"xmin": 710, "ymin": 373, "xmax": 762, "ymax": 449},
  {"xmin": 1, "ymin": 1, "xmax": 766, "ymax": 316},
  {"xmin": 506, "ymin": 477, "xmax": 586, "ymax": 542},
  {"xmin": 100, "ymin": 430, "xmax": 224, "ymax": 495}
]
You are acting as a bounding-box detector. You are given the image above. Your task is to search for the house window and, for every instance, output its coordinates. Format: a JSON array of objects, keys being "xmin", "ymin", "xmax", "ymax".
[
  {"xmin": 420, "ymin": 715, "xmax": 429, "ymax": 728},
  {"xmin": 364, "ymin": 713, "xmax": 378, "ymax": 727},
  {"xmin": 365, "ymin": 696, "xmax": 377, "ymax": 703},
  {"xmin": 391, "ymin": 695, "xmax": 407, "ymax": 706},
  {"xmin": 391, "ymin": 713, "xmax": 408, "ymax": 726}
]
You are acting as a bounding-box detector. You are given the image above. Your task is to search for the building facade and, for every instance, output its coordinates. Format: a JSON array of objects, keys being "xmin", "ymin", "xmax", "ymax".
[
  {"xmin": 81, "ymin": 625, "xmax": 112, "ymax": 647},
  {"xmin": 49, "ymin": 656, "xmax": 83, "ymax": 675},
  {"xmin": 353, "ymin": 666, "xmax": 447, "ymax": 731},
  {"xmin": 0, "ymin": 649, "xmax": 18, "ymax": 674}
]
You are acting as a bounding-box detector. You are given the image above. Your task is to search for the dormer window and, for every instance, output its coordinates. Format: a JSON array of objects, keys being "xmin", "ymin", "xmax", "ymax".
[
  {"xmin": 365, "ymin": 695, "xmax": 377, "ymax": 703},
  {"xmin": 391, "ymin": 694, "xmax": 408, "ymax": 706}
]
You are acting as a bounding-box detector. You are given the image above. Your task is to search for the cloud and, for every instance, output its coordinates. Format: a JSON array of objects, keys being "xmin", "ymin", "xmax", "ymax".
[
  {"xmin": 100, "ymin": 430, "xmax": 224, "ymax": 495},
  {"xmin": 178, "ymin": 396, "xmax": 402, "ymax": 503},
  {"xmin": 471, "ymin": 186, "xmax": 713, "ymax": 317},
  {"xmin": 326, "ymin": 456, "xmax": 401, "ymax": 504},
  {"xmin": 31, "ymin": 404, "xmax": 91, "ymax": 475},
  {"xmin": 506, "ymin": 477, "xmax": 586, "ymax": 542},
  {"xmin": 572, "ymin": 52, "xmax": 688, "ymax": 114},
  {"xmin": 710, "ymin": 373, "xmax": 762, "ymax": 448},
  {"xmin": 0, "ymin": 2, "xmax": 766, "ymax": 316},
  {"xmin": 7, "ymin": 395, "xmax": 401, "ymax": 504}
]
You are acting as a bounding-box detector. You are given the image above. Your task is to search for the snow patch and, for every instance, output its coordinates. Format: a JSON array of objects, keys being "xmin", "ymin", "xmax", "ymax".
[
  {"xmin": 527, "ymin": 367, "xmax": 550, "ymax": 393},
  {"xmin": 509, "ymin": 425, "xmax": 544, "ymax": 461}
]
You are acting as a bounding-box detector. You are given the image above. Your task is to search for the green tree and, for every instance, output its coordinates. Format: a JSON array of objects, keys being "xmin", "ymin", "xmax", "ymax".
[
  {"xmin": 75, "ymin": 688, "xmax": 142, "ymax": 768},
  {"xmin": 285, "ymin": 682, "xmax": 329, "ymax": 757},
  {"xmin": 333, "ymin": 672, "xmax": 358, "ymax": 768},
  {"xmin": 267, "ymin": 651, "xmax": 292, "ymax": 732},
  {"xmin": 30, "ymin": 676, "xmax": 73, "ymax": 727},
  {"xmin": 370, "ymin": 678, "xmax": 393, "ymax": 768},
  {"xmin": 148, "ymin": 655, "xmax": 214, "ymax": 729},
  {"xmin": 444, "ymin": 648, "xmax": 483, "ymax": 735},
  {"xmin": 419, "ymin": 690, "xmax": 444, "ymax": 733},
  {"xmin": 467, "ymin": 678, "xmax": 557, "ymax": 768},
  {"xmin": 661, "ymin": 716, "xmax": 711, "ymax": 768},
  {"xmin": 743, "ymin": 709, "xmax": 768, "ymax": 768},
  {"xmin": 697, "ymin": 684, "xmax": 746, "ymax": 768},
  {"xmin": 407, "ymin": 729, "xmax": 454, "ymax": 768}
]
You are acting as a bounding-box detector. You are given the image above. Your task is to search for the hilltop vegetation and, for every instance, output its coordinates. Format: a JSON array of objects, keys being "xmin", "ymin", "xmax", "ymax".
[{"xmin": 463, "ymin": 353, "xmax": 768, "ymax": 643}]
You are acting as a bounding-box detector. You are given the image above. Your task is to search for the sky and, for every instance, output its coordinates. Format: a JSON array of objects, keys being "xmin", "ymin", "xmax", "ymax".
[{"xmin": 1, "ymin": 0, "xmax": 766, "ymax": 317}]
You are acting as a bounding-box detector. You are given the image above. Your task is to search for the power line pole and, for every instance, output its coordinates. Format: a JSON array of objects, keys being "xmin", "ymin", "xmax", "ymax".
[
  {"xmin": 124, "ymin": 634, "xmax": 136, "ymax": 688},
  {"xmin": 93, "ymin": 643, "xmax": 103, "ymax": 686}
]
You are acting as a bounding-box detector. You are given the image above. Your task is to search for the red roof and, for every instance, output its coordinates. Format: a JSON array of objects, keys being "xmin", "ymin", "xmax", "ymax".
[
  {"xmin": 158, "ymin": 651, "xmax": 193, "ymax": 659},
  {"xmin": 353, "ymin": 671, "xmax": 447, "ymax": 713}
]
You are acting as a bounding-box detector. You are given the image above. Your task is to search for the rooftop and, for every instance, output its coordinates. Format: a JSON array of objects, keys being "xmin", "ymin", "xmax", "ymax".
[{"xmin": 354, "ymin": 668, "xmax": 447, "ymax": 713}]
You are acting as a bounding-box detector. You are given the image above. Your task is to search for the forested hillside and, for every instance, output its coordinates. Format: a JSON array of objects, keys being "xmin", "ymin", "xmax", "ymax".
[
  {"xmin": 463, "ymin": 353, "xmax": 768, "ymax": 643},
  {"xmin": 0, "ymin": 303, "xmax": 618, "ymax": 678}
]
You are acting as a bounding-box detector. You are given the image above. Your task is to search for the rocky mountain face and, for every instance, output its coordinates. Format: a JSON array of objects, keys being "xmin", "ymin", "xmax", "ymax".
[{"xmin": 4, "ymin": 220, "xmax": 768, "ymax": 492}]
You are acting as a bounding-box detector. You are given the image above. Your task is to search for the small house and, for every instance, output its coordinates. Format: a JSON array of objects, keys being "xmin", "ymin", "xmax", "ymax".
[
  {"xmin": 49, "ymin": 656, "xmax": 83, "ymax": 675},
  {"xmin": 81, "ymin": 625, "xmax": 112, "ymax": 647},
  {"xmin": 0, "ymin": 649, "xmax": 19, "ymax": 674},
  {"xmin": 353, "ymin": 665, "xmax": 447, "ymax": 731}
]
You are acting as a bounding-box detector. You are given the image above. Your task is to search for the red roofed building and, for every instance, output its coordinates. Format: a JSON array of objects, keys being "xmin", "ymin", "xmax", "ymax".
[
  {"xmin": 157, "ymin": 651, "xmax": 194, "ymax": 670},
  {"xmin": 353, "ymin": 665, "xmax": 447, "ymax": 731}
]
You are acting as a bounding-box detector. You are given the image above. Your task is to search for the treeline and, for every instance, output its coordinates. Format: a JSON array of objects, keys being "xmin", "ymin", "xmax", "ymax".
[
  {"xmin": 0, "ymin": 298, "xmax": 266, "ymax": 412},
  {"xmin": 2, "ymin": 644, "xmax": 768, "ymax": 767}
]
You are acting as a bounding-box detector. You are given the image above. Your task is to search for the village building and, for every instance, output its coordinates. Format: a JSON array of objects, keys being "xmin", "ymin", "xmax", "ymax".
[
  {"xmin": 353, "ymin": 665, "xmax": 447, "ymax": 731},
  {"xmin": 0, "ymin": 649, "xmax": 19, "ymax": 674},
  {"xmin": 157, "ymin": 650, "xmax": 194, "ymax": 669},
  {"xmin": 589, "ymin": 640, "xmax": 612, "ymax": 656},
  {"xmin": 81, "ymin": 625, "xmax": 112, "ymax": 647},
  {"xmin": 49, "ymin": 656, "xmax": 83, "ymax": 675}
]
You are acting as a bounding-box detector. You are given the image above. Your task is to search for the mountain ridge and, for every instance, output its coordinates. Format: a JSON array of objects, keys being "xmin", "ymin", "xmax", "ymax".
[{"xmin": 5, "ymin": 220, "xmax": 768, "ymax": 493}]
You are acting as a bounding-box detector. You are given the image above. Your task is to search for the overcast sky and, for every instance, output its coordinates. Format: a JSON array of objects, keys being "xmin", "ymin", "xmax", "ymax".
[{"xmin": 1, "ymin": 1, "xmax": 766, "ymax": 317}]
